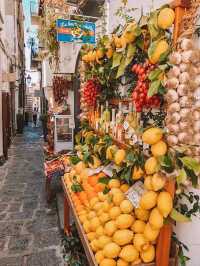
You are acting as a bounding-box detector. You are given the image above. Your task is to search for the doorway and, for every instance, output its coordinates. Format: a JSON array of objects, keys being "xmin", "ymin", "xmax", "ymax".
[{"xmin": 2, "ymin": 92, "xmax": 11, "ymax": 160}]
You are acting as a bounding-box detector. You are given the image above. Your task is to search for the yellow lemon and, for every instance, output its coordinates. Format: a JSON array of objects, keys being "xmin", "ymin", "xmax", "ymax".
[
  {"xmin": 98, "ymin": 192, "xmax": 109, "ymax": 202},
  {"xmin": 133, "ymin": 233, "xmax": 149, "ymax": 252},
  {"xmin": 95, "ymin": 250, "xmax": 105, "ymax": 264},
  {"xmin": 120, "ymin": 184, "xmax": 130, "ymax": 193},
  {"xmin": 119, "ymin": 245, "xmax": 139, "ymax": 263},
  {"xmin": 149, "ymin": 40, "xmax": 169, "ymax": 64},
  {"xmin": 151, "ymin": 173, "xmax": 166, "ymax": 191},
  {"xmin": 79, "ymin": 215, "xmax": 88, "ymax": 224},
  {"xmin": 96, "ymin": 226, "xmax": 105, "ymax": 237},
  {"xmin": 104, "ymin": 221, "xmax": 117, "ymax": 237},
  {"xmin": 109, "ymin": 207, "xmax": 121, "ymax": 220},
  {"xmin": 144, "ymin": 176, "xmax": 153, "ymax": 190},
  {"xmin": 135, "ymin": 208, "xmax": 150, "ymax": 221},
  {"xmin": 132, "ymin": 220, "xmax": 146, "ymax": 233},
  {"xmin": 144, "ymin": 223, "xmax": 159, "ymax": 241},
  {"xmin": 145, "ymin": 157, "xmax": 159, "ymax": 175},
  {"xmin": 100, "ymin": 258, "xmax": 116, "ymax": 266},
  {"xmin": 142, "ymin": 127, "xmax": 163, "ymax": 145},
  {"xmin": 120, "ymin": 200, "xmax": 134, "ymax": 214},
  {"xmin": 109, "ymin": 179, "xmax": 121, "ymax": 189},
  {"xmin": 99, "ymin": 212, "xmax": 110, "ymax": 224},
  {"xmin": 87, "ymin": 232, "xmax": 96, "ymax": 242},
  {"xmin": 93, "ymin": 202, "xmax": 103, "ymax": 211},
  {"xmin": 113, "ymin": 230, "xmax": 134, "ymax": 246},
  {"xmin": 90, "ymin": 197, "xmax": 99, "ymax": 208},
  {"xmin": 140, "ymin": 191, "xmax": 158, "ymax": 210},
  {"xmin": 117, "ymin": 259, "xmax": 129, "ymax": 266},
  {"xmin": 113, "ymin": 192, "xmax": 125, "ymax": 206},
  {"xmin": 83, "ymin": 220, "xmax": 91, "ymax": 233},
  {"xmin": 98, "ymin": 235, "xmax": 111, "ymax": 249},
  {"xmin": 114, "ymin": 149, "xmax": 126, "ymax": 165},
  {"xmin": 132, "ymin": 166, "xmax": 144, "ymax": 180},
  {"xmin": 90, "ymin": 239, "xmax": 99, "ymax": 252},
  {"xmin": 157, "ymin": 191, "xmax": 173, "ymax": 218},
  {"xmin": 149, "ymin": 207, "xmax": 164, "ymax": 229},
  {"xmin": 103, "ymin": 242, "xmax": 121, "ymax": 259},
  {"xmin": 90, "ymin": 217, "xmax": 101, "ymax": 231},
  {"xmin": 158, "ymin": 8, "xmax": 175, "ymax": 29},
  {"xmin": 87, "ymin": 211, "xmax": 96, "ymax": 220},
  {"xmin": 140, "ymin": 244, "xmax": 155, "ymax": 263},
  {"xmin": 151, "ymin": 140, "xmax": 167, "ymax": 157},
  {"xmin": 116, "ymin": 214, "xmax": 134, "ymax": 229}
]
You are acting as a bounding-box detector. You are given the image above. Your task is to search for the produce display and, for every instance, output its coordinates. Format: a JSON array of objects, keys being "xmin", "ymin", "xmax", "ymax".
[
  {"xmin": 53, "ymin": 75, "xmax": 72, "ymax": 104},
  {"xmin": 61, "ymin": 1, "xmax": 200, "ymax": 266}
]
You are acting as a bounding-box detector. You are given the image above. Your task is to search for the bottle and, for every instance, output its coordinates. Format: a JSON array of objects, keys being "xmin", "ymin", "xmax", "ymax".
[
  {"xmin": 99, "ymin": 104, "xmax": 104, "ymax": 133},
  {"xmin": 116, "ymin": 102, "xmax": 125, "ymax": 142},
  {"xmin": 103, "ymin": 101, "xmax": 110, "ymax": 133},
  {"xmin": 95, "ymin": 101, "xmax": 100, "ymax": 131},
  {"xmin": 110, "ymin": 108, "xmax": 116, "ymax": 137}
]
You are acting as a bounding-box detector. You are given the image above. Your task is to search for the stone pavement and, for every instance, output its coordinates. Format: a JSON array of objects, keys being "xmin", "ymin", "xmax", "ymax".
[{"xmin": 0, "ymin": 126, "xmax": 64, "ymax": 266}]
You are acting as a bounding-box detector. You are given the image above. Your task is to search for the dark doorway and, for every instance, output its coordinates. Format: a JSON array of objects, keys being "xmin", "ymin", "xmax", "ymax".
[{"xmin": 2, "ymin": 92, "xmax": 11, "ymax": 160}]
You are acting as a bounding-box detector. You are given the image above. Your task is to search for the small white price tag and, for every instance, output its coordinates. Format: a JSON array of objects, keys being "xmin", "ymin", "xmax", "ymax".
[
  {"xmin": 143, "ymin": 143, "xmax": 150, "ymax": 150},
  {"xmin": 88, "ymin": 166, "xmax": 104, "ymax": 176},
  {"xmin": 103, "ymin": 163, "xmax": 116, "ymax": 177},
  {"xmin": 125, "ymin": 181, "xmax": 145, "ymax": 208},
  {"xmin": 69, "ymin": 118, "xmax": 75, "ymax": 129},
  {"xmin": 123, "ymin": 121, "xmax": 129, "ymax": 131}
]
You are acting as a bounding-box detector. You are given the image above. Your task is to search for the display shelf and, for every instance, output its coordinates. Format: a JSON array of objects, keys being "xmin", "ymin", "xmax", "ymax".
[
  {"xmin": 62, "ymin": 178, "xmax": 177, "ymax": 266},
  {"xmin": 62, "ymin": 178, "xmax": 98, "ymax": 266}
]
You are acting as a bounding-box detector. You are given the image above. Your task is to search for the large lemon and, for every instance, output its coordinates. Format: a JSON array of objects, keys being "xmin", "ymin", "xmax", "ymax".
[
  {"xmin": 83, "ymin": 220, "xmax": 91, "ymax": 233},
  {"xmin": 116, "ymin": 214, "xmax": 134, "ymax": 229},
  {"xmin": 157, "ymin": 191, "xmax": 173, "ymax": 217},
  {"xmin": 140, "ymin": 244, "xmax": 155, "ymax": 263},
  {"xmin": 145, "ymin": 157, "xmax": 159, "ymax": 175},
  {"xmin": 119, "ymin": 245, "xmax": 139, "ymax": 263},
  {"xmin": 135, "ymin": 208, "xmax": 150, "ymax": 221},
  {"xmin": 113, "ymin": 192, "xmax": 125, "ymax": 206},
  {"xmin": 103, "ymin": 242, "xmax": 121, "ymax": 259},
  {"xmin": 151, "ymin": 173, "xmax": 166, "ymax": 191},
  {"xmin": 131, "ymin": 220, "xmax": 146, "ymax": 233},
  {"xmin": 120, "ymin": 184, "xmax": 130, "ymax": 193},
  {"xmin": 144, "ymin": 176, "xmax": 153, "ymax": 190},
  {"xmin": 100, "ymin": 259, "xmax": 116, "ymax": 266},
  {"xmin": 133, "ymin": 233, "xmax": 149, "ymax": 252},
  {"xmin": 90, "ymin": 217, "xmax": 101, "ymax": 232},
  {"xmin": 140, "ymin": 191, "xmax": 157, "ymax": 210},
  {"xmin": 98, "ymin": 235, "xmax": 111, "ymax": 249},
  {"xmin": 95, "ymin": 250, "xmax": 105, "ymax": 264},
  {"xmin": 113, "ymin": 230, "xmax": 134, "ymax": 246},
  {"xmin": 158, "ymin": 8, "xmax": 175, "ymax": 29},
  {"xmin": 149, "ymin": 40, "xmax": 169, "ymax": 64},
  {"xmin": 117, "ymin": 258, "xmax": 129, "ymax": 266},
  {"xmin": 104, "ymin": 221, "xmax": 117, "ymax": 237},
  {"xmin": 109, "ymin": 179, "xmax": 121, "ymax": 189},
  {"xmin": 151, "ymin": 140, "xmax": 167, "ymax": 157},
  {"xmin": 149, "ymin": 207, "xmax": 164, "ymax": 229},
  {"xmin": 90, "ymin": 239, "xmax": 99, "ymax": 252},
  {"xmin": 142, "ymin": 127, "xmax": 163, "ymax": 145},
  {"xmin": 99, "ymin": 212, "xmax": 110, "ymax": 224},
  {"xmin": 109, "ymin": 207, "xmax": 121, "ymax": 220},
  {"xmin": 96, "ymin": 226, "xmax": 105, "ymax": 237},
  {"xmin": 87, "ymin": 232, "xmax": 96, "ymax": 242},
  {"xmin": 144, "ymin": 223, "xmax": 159, "ymax": 241},
  {"xmin": 114, "ymin": 149, "xmax": 126, "ymax": 165},
  {"xmin": 120, "ymin": 200, "xmax": 134, "ymax": 214},
  {"xmin": 75, "ymin": 161, "xmax": 86, "ymax": 174}
]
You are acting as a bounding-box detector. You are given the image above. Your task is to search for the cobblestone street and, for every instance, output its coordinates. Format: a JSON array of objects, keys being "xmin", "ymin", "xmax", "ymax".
[{"xmin": 0, "ymin": 127, "xmax": 64, "ymax": 266}]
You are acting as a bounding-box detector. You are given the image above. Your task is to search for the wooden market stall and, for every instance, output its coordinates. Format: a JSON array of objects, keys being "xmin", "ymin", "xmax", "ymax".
[{"xmin": 61, "ymin": 1, "xmax": 197, "ymax": 266}]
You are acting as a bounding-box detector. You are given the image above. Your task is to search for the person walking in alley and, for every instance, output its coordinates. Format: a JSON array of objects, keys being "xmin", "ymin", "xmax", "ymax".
[{"xmin": 33, "ymin": 106, "xmax": 38, "ymax": 127}]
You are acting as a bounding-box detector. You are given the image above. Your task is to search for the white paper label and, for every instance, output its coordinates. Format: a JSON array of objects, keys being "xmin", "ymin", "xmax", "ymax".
[
  {"xmin": 88, "ymin": 166, "xmax": 104, "ymax": 176},
  {"xmin": 69, "ymin": 118, "xmax": 75, "ymax": 129},
  {"xmin": 123, "ymin": 121, "xmax": 129, "ymax": 131},
  {"xmin": 103, "ymin": 163, "xmax": 116, "ymax": 177},
  {"xmin": 132, "ymin": 134, "xmax": 138, "ymax": 144},
  {"xmin": 125, "ymin": 181, "xmax": 145, "ymax": 208}
]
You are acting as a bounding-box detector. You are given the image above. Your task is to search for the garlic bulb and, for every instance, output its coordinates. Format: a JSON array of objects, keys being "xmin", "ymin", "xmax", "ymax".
[
  {"xmin": 194, "ymin": 88, "xmax": 200, "ymax": 100},
  {"xmin": 178, "ymin": 132, "xmax": 189, "ymax": 143},
  {"xmin": 167, "ymin": 66, "xmax": 180, "ymax": 78},
  {"xmin": 194, "ymin": 133, "xmax": 200, "ymax": 144},
  {"xmin": 180, "ymin": 38, "xmax": 194, "ymax": 51},
  {"xmin": 167, "ymin": 135, "xmax": 178, "ymax": 145},
  {"xmin": 179, "ymin": 72, "xmax": 190, "ymax": 84},
  {"xmin": 166, "ymin": 78, "xmax": 179, "ymax": 89},
  {"xmin": 177, "ymin": 84, "xmax": 188, "ymax": 96},
  {"xmin": 181, "ymin": 50, "xmax": 193, "ymax": 63},
  {"xmin": 193, "ymin": 121, "xmax": 200, "ymax": 132},
  {"xmin": 167, "ymin": 124, "xmax": 179, "ymax": 134},
  {"xmin": 194, "ymin": 101, "xmax": 200, "ymax": 108},
  {"xmin": 194, "ymin": 76, "xmax": 200, "ymax": 87},
  {"xmin": 179, "ymin": 96, "xmax": 190, "ymax": 107},
  {"xmin": 179, "ymin": 121, "xmax": 189, "ymax": 130},
  {"xmin": 194, "ymin": 110, "xmax": 200, "ymax": 120},
  {"xmin": 193, "ymin": 147, "xmax": 200, "ymax": 156},
  {"xmin": 166, "ymin": 89, "xmax": 179, "ymax": 103},
  {"xmin": 179, "ymin": 63, "xmax": 189, "ymax": 72},
  {"xmin": 170, "ymin": 112, "xmax": 181, "ymax": 123},
  {"xmin": 180, "ymin": 108, "xmax": 190, "ymax": 119},
  {"xmin": 169, "ymin": 52, "xmax": 182, "ymax": 65},
  {"xmin": 168, "ymin": 102, "xmax": 181, "ymax": 112}
]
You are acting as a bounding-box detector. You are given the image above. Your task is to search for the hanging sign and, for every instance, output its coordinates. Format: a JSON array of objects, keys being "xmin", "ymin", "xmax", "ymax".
[{"xmin": 56, "ymin": 19, "xmax": 95, "ymax": 44}]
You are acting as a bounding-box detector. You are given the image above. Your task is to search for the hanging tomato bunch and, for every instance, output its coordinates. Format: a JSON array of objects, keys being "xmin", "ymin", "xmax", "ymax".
[
  {"xmin": 83, "ymin": 79, "xmax": 100, "ymax": 107},
  {"xmin": 131, "ymin": 61, "xmax": 161, "ymax": 112}
]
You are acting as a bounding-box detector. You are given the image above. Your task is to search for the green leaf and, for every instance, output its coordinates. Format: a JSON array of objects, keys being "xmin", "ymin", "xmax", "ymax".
[
  {"xmin": 180, "ymin": 157, "xmax": 200, "ymax": 173},
  {"xmin": 112, "ymin": 52, "xmax": 123, "ymax": 68},
  {"xmin": 148, "ymin": 11, "xmax": 160, "ymax": 40},
  {"xmin": 135, "ymin": 36, "xmax": 144, "ymax": 50},
  {"xmin": 159, "ymin": 49, "xmax": 170, "ymax": 63},
  {"xmin": 116, "ymin": 57, "xmax": 126, "ymax": 78},
  {"xmin": 103, "ymin": 187, "xmax": 110, "ymax": 194},
  {"xmin": 148, "ymin": 40, "xmax": 158, "ymax": 59},
  {"xmin": 148, "ymin": 68, "xmax": 163, "ymax": 81},
  {"xmin": 126, "ymin": 151, "xmax": 136, "ymax": 164},
  {"xmin": 99, "ymin": 177, "xmax": 110, "ymax": 185},
  {"xmin": 170, "ymin": 208, "xmax": 191, "ymax": 222},
  {"xmin": 176, "ymin": 169, "xmax": 187, "ymax": 185},
  {"xmin": 184, "ymin": 168, "xmax": 198, "ymax": 187},
  {"xmin": 125, "ymin": 44, "xmax": 136, "ymax": 66},
  {"xmin": 70, "ymin": 156, "xmax": 81, "ymax": 165},
  {"xmin": 71, "ymin": 183, "xmax": 83, "ymax": 193},
  {"xmin": 148, "ymin": 80, "xmax": 161, "ymax": 97}
]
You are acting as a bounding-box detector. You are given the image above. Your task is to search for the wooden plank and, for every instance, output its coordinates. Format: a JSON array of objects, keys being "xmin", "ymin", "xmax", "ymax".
[{"xmin": 62, "ymin": 178, "xmax": 97, "ymax": 266}]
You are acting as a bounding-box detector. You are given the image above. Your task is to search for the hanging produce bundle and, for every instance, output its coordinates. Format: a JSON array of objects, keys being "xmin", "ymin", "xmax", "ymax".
[
  {"xmin": 83, "ymin": 79, "xmax": 101, "ymax": 108},
  {"xmin": 52, "ymin": 76, "xmax": 72, "ymax": 104}
]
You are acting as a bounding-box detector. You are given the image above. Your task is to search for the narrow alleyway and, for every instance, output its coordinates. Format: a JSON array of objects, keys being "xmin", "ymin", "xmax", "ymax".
[{"xmin": 0, "ymin": 126, "xmax": 64, "ymax": 266}]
